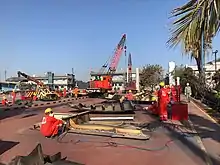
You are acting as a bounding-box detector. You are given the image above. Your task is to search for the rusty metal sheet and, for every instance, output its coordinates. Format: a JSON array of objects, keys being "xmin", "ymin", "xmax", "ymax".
[
  {"xmin": 68, "ymin": 129, "xmax": 150, "ymax": 140},
  {"xmin": 69, "ymin": 100, "xmax": 134, "ymax": 113},
  {"xmin": 68, "ymin": 119, "xmax": 149, "ymax": 140}
]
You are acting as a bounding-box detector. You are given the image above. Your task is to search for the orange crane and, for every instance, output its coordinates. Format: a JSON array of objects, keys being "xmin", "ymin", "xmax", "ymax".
[{"xmin": 87, "ymin": 34, "xmax": 127, "ymax": 94}]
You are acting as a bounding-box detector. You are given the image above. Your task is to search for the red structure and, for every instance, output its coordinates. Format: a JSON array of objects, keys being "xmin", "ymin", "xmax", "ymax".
[
  {"xmin": 169, "ymin": 83, "xmax": 188, "ymax": 121},
  {"xmin": 88, "ymin": 34, "xmax": 127, "ymax": 93},
  {"xmin": 171, "ymin": 103, "xmax": 188, "ymax": 121},
  {"xmin": 125, "ymin": 53, "xmax": 136, "ymax": 91}
]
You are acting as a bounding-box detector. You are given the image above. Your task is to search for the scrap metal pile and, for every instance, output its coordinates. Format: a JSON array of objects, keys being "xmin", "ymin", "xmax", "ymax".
[
  {"xmin": 134, "ymin": 90, "xmax": 152, "ymax": 101},
  {"xmin": 102, "ymin": 91, "xmax": 152, "ymax": 102},
  {"xmin": 3, "ymin": 143, "xmax": 83, "ymax": 165},
  {"xmin": 51, "ymin": 100, "xmax": 150, "ymax": 140}
]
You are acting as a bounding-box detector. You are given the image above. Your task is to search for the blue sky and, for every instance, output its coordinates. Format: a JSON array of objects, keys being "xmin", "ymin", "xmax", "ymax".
[{"xmin": 0, "ymin": 0, "xmax": 220, "ymax": 81}]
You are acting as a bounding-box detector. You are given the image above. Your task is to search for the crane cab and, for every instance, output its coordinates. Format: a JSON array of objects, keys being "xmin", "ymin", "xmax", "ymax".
[
  {"xmin": 100, "ymin": 75, "xmax": 112, "ymax": 90},
  {"xmin": 88, "ymin": 75, "xmax": 112, "ymax": 93}
]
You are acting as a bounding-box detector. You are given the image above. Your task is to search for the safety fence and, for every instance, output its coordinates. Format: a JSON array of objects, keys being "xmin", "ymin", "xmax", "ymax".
[{"xmin": 0, "ymin": 96, "xmax": 89, "ymax": 111}]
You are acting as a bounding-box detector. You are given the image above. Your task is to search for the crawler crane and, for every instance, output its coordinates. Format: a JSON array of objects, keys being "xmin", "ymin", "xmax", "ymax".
[{"xmin": 87, "ymin": 34, "xmax": 127, "ymax": 94}]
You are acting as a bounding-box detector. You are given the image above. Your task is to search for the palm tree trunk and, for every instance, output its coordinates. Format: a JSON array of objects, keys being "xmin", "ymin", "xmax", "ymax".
[{"xmin": 195, "ymin": 56, "xmax": 202, "ymax": 73}]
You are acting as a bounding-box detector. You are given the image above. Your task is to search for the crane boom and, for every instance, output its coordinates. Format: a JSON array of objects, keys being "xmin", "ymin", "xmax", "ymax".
[
  {"xmin": 88, "ymin": 34, "xmax": 127, "ymax": 94},
  {"xmin": 108, "ymin": 34, "xmax": 126, "ymax": 74},
  {"xmin": 17, "ymin": 71, "xmax": 44, "ymax": 86},
  {"xmin": 128, "ymin": 53, "xmax": 132, "ymax": 83}
]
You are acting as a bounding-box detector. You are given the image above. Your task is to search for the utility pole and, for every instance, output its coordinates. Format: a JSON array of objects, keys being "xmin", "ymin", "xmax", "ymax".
[
  {"xmin": 4, "ymin": 70, "xmax": 7, "ymax": 81},
  {"xmin": 213, "ymin": 50, "xmax": 218, "ymax": 72}
]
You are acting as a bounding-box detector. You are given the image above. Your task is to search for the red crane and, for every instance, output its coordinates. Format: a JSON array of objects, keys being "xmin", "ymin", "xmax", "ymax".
[
  {"xmin": 128, "ymin": 52, "xmax": 132, "ymax": 83},
  {"xmin": 88, "ymin": 34, "xmax": 127, "ymax": 93},
  {"xmin": 125, "ymin": 53, "xmax": 136, "ymax": 91}
]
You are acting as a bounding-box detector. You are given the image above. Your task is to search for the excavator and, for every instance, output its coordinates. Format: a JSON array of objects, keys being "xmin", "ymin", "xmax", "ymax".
[{"xmin": 17, "ymin": 71, "xmax": 60, "ymax": 101}]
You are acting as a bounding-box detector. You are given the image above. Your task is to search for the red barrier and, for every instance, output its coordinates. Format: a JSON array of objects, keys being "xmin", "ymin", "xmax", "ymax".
[{"xmin": 171, "ymin": 103, "xmax": 188, "ymax": 121}]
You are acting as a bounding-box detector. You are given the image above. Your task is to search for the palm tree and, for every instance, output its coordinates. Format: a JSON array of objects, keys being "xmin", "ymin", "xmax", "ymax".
[{"xmin": 167, "ymin": 0, "xmax": 220, "ymax": 73}]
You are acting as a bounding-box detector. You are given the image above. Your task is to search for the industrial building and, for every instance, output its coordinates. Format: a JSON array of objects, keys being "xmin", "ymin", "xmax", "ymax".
[
  {"xmin": 6, "ymin": 72, "xmax": 76, "ymax": 89},
  {"xmin": 5, "ymin": 67, "xmax": 141, "ymax": 91},
  {"xmin": 187, "ymin": 60, "xmax": 220, "ymax": 79},
  {"xmin": 187, "ymin": 61, "xmax": 220, "ymax": 75},
  {"xmin": 187, "ymin": 60, "xmax": 220, "ymax": 87}
]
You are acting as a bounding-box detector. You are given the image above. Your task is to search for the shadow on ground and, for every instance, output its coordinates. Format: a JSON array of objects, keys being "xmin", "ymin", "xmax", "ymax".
[
  {"xmin": 0, "ymin": 140, "xmax": 19, "ymax": 155},
  {"xmin": 143, "ymin": 109, "xmax": 220, "ymax": 165},
  {"xmin": 189, "ymin": 114, "xmax": 220, "ymax": 143},
  {"xmin": 21, "ymin": 114, "xmax": 38, "ymax": 119},
  {"xmin": 166, "ymin": 121, "xmax": 220, "ymax": 165}
]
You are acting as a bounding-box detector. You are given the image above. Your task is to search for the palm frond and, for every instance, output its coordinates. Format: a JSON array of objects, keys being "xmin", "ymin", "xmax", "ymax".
[{"xmin": 167, "ymin": 0, "xmax": 220, "ymax": 70}]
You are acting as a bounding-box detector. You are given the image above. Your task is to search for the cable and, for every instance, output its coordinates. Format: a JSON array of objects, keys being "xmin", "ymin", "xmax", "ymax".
[
  {"xmin": 55, "ymin": 121, "xmax": 181, "ymax": 152},
  {"xmin": 73, "ymin": 139, "xmax": 174, "ymax": 152},
  {"xmin": 57, "ymin": 131, "xmax": 174, "ymax": 152},
  {"xmin": 21, "ymin": 119, "xmax": 197, "ymax": 153}
]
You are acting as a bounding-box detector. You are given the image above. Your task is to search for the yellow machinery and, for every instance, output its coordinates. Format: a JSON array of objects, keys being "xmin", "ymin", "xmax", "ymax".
[{"xmin": 17, "ymin": 71, "xmax": 60, "ymax": 101}]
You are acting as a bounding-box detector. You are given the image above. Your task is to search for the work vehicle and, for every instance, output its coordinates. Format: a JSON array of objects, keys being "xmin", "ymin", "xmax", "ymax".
[
  {"xmin": 17, "ymin": 71, "xmax": 60, "ymax": 101},
  {"xmin": 87, "ymin": 34, "xmax": 127, "ymax": 94}
]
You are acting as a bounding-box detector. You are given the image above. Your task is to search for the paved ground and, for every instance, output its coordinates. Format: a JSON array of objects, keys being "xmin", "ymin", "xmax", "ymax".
[
  {"xmin": 0, "ymin": 98, "xmax": 213, "ymax": 165},
  {"xmin": 185, "ymin": 97, "xmax": 220, "ymax": 165}
]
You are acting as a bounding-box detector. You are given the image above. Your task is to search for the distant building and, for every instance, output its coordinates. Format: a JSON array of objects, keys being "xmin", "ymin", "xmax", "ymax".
[
  {"xmin": 5, "ymin": 68, "xmax": 141, "ymax": 91},
  {"xmin": 0, "ymin": 82, "xmax": 17, "ymax": 93},
  {"xmin": 6, "ymin": 72, "xmax": 76, "ymax": 89},
  {"xmin": 187, "ymin": 60, "xmax": 220, "ymax": 87},
  {"xmin": 188, "ymin": 60, "xmax": 220, "ymax": 76}
]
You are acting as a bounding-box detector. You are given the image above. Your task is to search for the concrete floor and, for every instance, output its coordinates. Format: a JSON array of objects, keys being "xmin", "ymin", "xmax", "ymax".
[{"xmin": 0, "ymin": 98, "xmax": 210, "ymax": 165}]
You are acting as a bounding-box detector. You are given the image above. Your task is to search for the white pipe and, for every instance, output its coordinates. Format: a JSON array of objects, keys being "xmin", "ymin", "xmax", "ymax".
[
  {"xmin": 168, "ymin": 61, "xmax": 175, "ymax": 85},
  {"xmin": 90, "ymin": 117, "xmax": 134, "ymax": 120},
  {"xmin": 136, "ymin": 68, "xmax": 140, "ymax": 92},
  {"xmin": 176, "ymin": 77, "xmax": 180, "ymax": 85}
]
